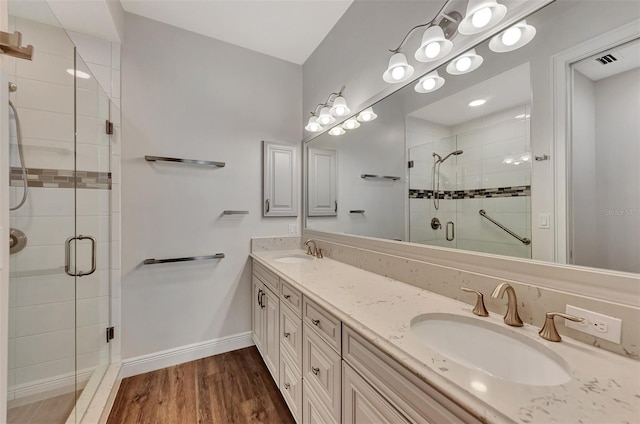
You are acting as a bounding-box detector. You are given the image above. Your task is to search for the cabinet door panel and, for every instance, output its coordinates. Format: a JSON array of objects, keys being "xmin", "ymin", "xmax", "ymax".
[
  {"xmin": 308, "ymin": 147, "xmax": 338, "ymax": 216},
  {"xmin": 303, "ymin": 380, "xmax": 338, "ymax": 424},
  {"xmin": 281, "ymin": 303, "xmax": 303, "ymax": 372},
  {"xmin": 263, "ymin": 286, "xmax": 280, "ymax": 384},
  {"xmin": 252, "ymin": 278, "xmax": 265, "ymax": 352},
  {"xmin": 280, "ymin": 352, "xmax": 302, "ymax": 424},
  {"xmin": 264, "ymin": 141, "xmax": 298, "ymax": 217},
  {"xmin": 303, "ymin": 324, "xmax": 341, "ymax": 422}
]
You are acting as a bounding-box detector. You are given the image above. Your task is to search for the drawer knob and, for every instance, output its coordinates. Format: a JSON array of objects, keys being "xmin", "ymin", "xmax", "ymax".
[
  {"xmin": 284, "ymin": 383, "xmax": 290, "ymax": 390},
  {"xmin": 284, "ymin": 294, "xmax": 291, "ymax": 299},
  {"xmin": 283, "ymin": 332, "xmax": 290, "ymax": 338},
  {"xmin": 311, "ymin": 319, "xmax": 320, "ymax": 326},
  {"xmin": 311, "ymin": 367, "xmax": 320, "ymax": 376}
]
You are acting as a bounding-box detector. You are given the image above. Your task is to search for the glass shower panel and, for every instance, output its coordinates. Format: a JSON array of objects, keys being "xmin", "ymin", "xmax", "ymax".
[
  {"xmin": 7, "ymin": 6, "xmax": 79, "ymax": 424},
  {"xmin": 69, "ymin": 51, "xmax": 111, "ymax": 424}
]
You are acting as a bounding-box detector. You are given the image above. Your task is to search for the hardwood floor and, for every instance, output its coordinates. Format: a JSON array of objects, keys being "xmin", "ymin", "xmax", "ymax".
[
  {"xmin": 107, "ymin": 347, "xmax": 295, "ymax": 424},
  {"xmin": 7, "ymin": 391, "xmax": 79, "ymax": 424}
]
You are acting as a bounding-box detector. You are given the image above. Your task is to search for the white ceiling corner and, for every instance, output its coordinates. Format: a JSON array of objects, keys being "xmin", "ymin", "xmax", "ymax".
[{"xmin": 119, "ymin": 0, "xmax": 354, "ymax": 65}]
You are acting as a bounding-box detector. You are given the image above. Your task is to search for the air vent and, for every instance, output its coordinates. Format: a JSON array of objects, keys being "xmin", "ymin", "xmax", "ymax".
[{"xmin": 595, "ymin": 54, "xmax": 617, "ymax": 65}]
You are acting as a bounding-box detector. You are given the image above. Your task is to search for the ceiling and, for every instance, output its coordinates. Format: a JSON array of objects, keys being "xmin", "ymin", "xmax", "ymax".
[
  {"xmin": 409, "ymin": 62, "xmax": 531, "ymax": 127},
  {"xmin": 119, "ymin": 0, "xmax": 353, "ymax": 65},
  {"xmin": 573, "ymin": 38, "xmax": 640, "ymax": 81}
]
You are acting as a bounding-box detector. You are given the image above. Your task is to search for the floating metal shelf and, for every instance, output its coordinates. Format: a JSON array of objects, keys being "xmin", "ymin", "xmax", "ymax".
[
  {"xmin": 349, "ymin": 210, "xmax": 365, "ymax": 214},
  {"xmin": 145, "ymin": 156, "xmax": 225, "ymax": 167},
  {"xmin": 360, "ymin": 174, "xmax": 401, "ymax": 181},
  {"xmin": 143, "ymin": 253, "xmax": 225, "ymax": 265},
  {"xmin": 223, "ymin": 210, "xmax": 249, "ymax": 215}
]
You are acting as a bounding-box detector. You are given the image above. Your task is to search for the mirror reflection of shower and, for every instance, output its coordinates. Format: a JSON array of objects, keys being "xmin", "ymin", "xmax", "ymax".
[
  {"xmin": 8, "ymin": 81, "xmax": 29, "ymax": 211},
  {"xmin": 432, "ymin": 149, "xmax": 463, "ymax": 210}
]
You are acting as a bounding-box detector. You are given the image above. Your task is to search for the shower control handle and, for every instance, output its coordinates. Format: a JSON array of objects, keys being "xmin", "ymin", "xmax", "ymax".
[{"xmin": 446, "ymin": 222, "xmax": 455, "ymax": 241}]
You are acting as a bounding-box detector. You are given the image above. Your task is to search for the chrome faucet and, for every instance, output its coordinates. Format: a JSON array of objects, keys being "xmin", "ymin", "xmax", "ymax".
[
  {"xmin": 491, "ymin": 283, "xmax": 523, "ymax": 327},
  {"xmin": 304, "ymin": 239, "xmax": 322, "ymax": 258}
]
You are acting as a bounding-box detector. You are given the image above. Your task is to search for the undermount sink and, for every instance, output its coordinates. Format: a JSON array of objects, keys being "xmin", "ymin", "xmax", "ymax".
[
  {"xmin": 274, "ymin": 254, "xmax": 314, "ymax": 264},
  {"xmin": 410, "ymin": 313, "xmax": 572, "ymax": 386}
]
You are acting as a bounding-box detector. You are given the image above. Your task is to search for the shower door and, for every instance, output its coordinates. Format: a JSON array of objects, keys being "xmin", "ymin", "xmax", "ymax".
[{"xmin": 6, "ymin": 8, "xmax": 111, "ymax": 424}]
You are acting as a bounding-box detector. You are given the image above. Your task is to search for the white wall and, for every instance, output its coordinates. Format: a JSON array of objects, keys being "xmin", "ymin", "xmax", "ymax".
[
  {"xmin": 121, "ymin": 13, "xmax": 302, "ymax": 361},
  {"xmin": 593, "ymin": 68, "xmax": 640, "ymax": 273}
]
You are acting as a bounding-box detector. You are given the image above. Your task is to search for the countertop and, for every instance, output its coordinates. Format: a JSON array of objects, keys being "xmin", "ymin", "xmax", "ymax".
[{"xmin": 250, "ymin": 249, "xmax": 640, "ymax": 424}]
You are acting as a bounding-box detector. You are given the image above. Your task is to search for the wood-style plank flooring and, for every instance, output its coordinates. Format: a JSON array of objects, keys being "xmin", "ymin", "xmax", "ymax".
[
  {"xmin": 107, "ymin": 347, "xmax": 295, "ymax": 424},
  {"xmin": 7, "ymin": 391, "xmax": 79, "ymax": 424}
]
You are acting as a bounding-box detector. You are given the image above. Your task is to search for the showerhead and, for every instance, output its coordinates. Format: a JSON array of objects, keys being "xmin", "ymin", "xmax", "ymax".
[{"xmin": 439, "ymin": 149, "xmax": 464, "ymax": 163}]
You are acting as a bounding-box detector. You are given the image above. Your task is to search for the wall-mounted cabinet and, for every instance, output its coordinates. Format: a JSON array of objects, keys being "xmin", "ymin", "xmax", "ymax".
[
  {"xmin": 307, "ymin": 148, "xmax": 338, "ymax": 216},
  {"xmin": 263, "ymin": 141, "xmax": 299, "ymax": 217}
]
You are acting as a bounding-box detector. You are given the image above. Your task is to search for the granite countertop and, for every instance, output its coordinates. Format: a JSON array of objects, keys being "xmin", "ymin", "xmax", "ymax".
[{"xmin": 250, "ymin": 249, "xmax": 640, "ymax": 424}]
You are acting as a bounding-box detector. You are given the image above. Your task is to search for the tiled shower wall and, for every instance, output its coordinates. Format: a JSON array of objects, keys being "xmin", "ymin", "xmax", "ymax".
[
  {"xmin": 6, "ymin": 16, "xmax": 121, "ymax": 400},
  {"xmin": 408, "ymin": 105, "xmax": 532, "ymax": 258}
]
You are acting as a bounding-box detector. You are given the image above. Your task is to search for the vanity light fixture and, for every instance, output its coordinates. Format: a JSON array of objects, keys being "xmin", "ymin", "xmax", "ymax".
[
  {"xmin": 342, "ymin": 117, "xmax": 361, "ymax": 130},
  {"xmin": 357, "ymin": 107, "xmax": 378, "ymax": 122},
  {"xmin": 383, "ymin": 52, "xmax": 415, "ymax": 83},
  {"xmin": 468, "ymin": 99, "xmax": 486, "ymax": 107},
  {"xmin": 447, "ymin": 49, "xmax": 483, "ymax": 75},
  {"xmin": 489, "ymin": 20, "xmax": 536, "ymax": 53},
  {"xmin": 305, "ymin": 86, "xmax": 351, "ymax": 132},
  {"xmin": 305, "ymin": 116, "xmax": 323, "ymax": 132},
  {"xmin": 328, "ymin": 126, "xmax": 346, "ymax": 136},
  {"xmin": 458, "ymin": 0, "xmax": 507, "ymax": 35},
  {"xmin": 415, "ymin": 24, "xmax": 455, "ymax": 62},
  {"xmin": 415, "ymin": 70, "xmax": 445, "ymax": 93}
]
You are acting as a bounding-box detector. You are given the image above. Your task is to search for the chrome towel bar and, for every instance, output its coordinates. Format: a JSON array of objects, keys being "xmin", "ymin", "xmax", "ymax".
[
  {"xmin": 143, "ymin": 254, "xmax": 225, "ymax": 265},
  {"xmin": 360, "ymin": 174, "xmax": 401, "ymax": 181},
  {"xmin": 479, "ymin": 209, "xmax": 531, "ymax": 245},
  {"xmin": 145, "ymin": 155, "xmax": 225, "ymax": 167}
]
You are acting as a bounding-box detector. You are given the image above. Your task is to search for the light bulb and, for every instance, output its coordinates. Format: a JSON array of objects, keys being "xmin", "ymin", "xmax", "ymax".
[
  {"xmin": 329, "ymin": 127, "xmax": 345, "ymax": 136},
  {"xmin": 391, "ymin": 66, "xmax": 406, "ymax": 81},
  {"xmin": 468, "ymin": 99, "xmax": 486, "ymax": 107},
  {"xmin": 319, "ymin": 115, "xmax": 331, "ymax": 125},
  {"xmin": 357, "ymin": 107, "xmax": 377, "ymax": 122},
  {"xmin": 456, "ymin": 57, "xmax": 472, "ymax": 72},
  {"xmin": 342, "ymin": 118, "xmax": 360, "ymax": 130},
  {"xmin": 503, "ymin": 157, "xmax": 513, "ymax": 164},
  {"xmin": 424, "ymin": 42, "xmax": 441, "ymax": 59},
  {"xmin": 361, "ymin": 113, "xmax": 372, "ymax": 121},
  {"xmin": 472, "ymin": 7, "xmax": 492, "ymax": 28},
  {"xmin": 422, "ymin": 78, "xmax": 436, "ymax": 91},
  {"xmin": 335, "ymin": 106, "xmax": 345, "ymax": 115},
  {"xmin": 502, "ymin": 26, "xmax": 522, "ymax": 46}
]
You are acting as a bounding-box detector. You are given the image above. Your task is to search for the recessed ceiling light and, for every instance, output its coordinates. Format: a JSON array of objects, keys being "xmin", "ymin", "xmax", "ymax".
[
  {"xmin": 66, "ymin": 69, "xmax": 91, "ymax": 79},
  {"xmin": 468, "ymin": 99, "xmax": 486, "ymax": 107}
]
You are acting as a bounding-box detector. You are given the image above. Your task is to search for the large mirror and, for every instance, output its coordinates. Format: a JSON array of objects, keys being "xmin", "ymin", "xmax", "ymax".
[{"xmin": 305, "ymin": 0, "xmax": 640, "ymax": 274}]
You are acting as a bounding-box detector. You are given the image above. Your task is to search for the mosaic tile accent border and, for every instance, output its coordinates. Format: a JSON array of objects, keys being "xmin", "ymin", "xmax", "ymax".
[
  {"xmin": 409, "ymin": 185, "xmax": 530, "ymax": 199},
  {"xmin": 10, "ymin": 167, "xmax": 112, "ymax": 190}
]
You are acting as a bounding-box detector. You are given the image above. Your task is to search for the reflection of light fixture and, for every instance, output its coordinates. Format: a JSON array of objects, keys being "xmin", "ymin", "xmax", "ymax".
[
  {"xmin": 458, "ymin": 0, "xmax": 507, "ymax": 35},
  {"xmin": 342, "ymin": 117, "xmax": 360, "ymax": 130},
  {"xmin": 471, "ymin": 381, "xmax": 488, "ymax": 393},
  {"xmin": 66, "ymin": 69, "xmax": 91, "ymax": 79},
  {"xmin": 305, "ymin": 86, "xmax": 351, "ymax": 132},
  {"xmin": 383, "ymin": 52, "xmax": 415, "ymax": 83},
  {"xmin": 330, "ymin": 95, "xmax": 350, "ymax": 117},
  {"xmin": 515, "ymin": 113, "xmax": 531, "ymax": 119},
  {"xmin": 357, "ymin": 107, "xmax": 378, "ymax": 122},
  {"xmin": 305, "ymin": 116, "xmax": 323, "ymax": 132},
  {"xmin": 415, "ymin": 25, "xmax": 453, "ymax": 62},
  {"xmin": 447, "ymin": 49, "xmax": 483, "ymax": 75},
  {"xmin": 414, "ymin": 70, "xmax": 445, "ymax": 93},
  {"xmin": 329, "ymin": 126, "xmax": 345, "ymax": 136},
  {"xmin": 521, "ymin": 153, "xmax": 531, "ymax": 162},
  {"xmin": 490, "ymin": 20, "xmax": 536, "ymax": 52},
  {"xmin": 468, "ymin": 99, "xmax": 486, "ymax": 107},
  {"xmin": 503, "ymin": 157, "xmax": 513, "ymax": 164},
  {"xmin": 318, "ymin": 107, "xmax": 335, "ymax": 125}
]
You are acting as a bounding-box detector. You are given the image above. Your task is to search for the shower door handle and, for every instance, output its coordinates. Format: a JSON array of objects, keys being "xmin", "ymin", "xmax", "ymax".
[
  {"xmin": 65, "ymin": 235, "xmax": 97, "ymax": 277},
  {"xmin": 446, "ymin": 222, "xmax": 455, "ymax": 241}
]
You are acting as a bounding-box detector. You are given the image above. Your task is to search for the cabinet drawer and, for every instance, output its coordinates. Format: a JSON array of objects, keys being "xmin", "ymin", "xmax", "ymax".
[
  {"xmin": 343, "ymin": 362, "xmax": 410, "ymax": 424},
  {"xmin": 280, "ymin": 352, "xmax": 302, "ymax": 424},
  {"xmin": 280, "ymin": 280, "xmax": 302, "ymax": 316},
  {"xmin": 342, "ymin": 326, "xmax": 481, "ymax": 424},
  {"xmin": 280, "ymin": 303, "xmax": 302, "ymax": 372},
  {"xmin": 303, "ymin": 380, "xmax": 338, "ymax": 424},
  {"xmin": 303, "ymin": 323, "xmax": 341, "ymax": 423},
  {"xmin": 253, "ymin": 261, "xmax": 279, "ymax": 293},
  {"xmin": 303, "ymin": 297, "xmax": 341, "ymax": 352}
]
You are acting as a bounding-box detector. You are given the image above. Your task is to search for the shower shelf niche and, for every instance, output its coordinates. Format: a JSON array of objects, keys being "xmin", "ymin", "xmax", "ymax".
[{"xmin": 145, "ymin": 155, "xmax": 225, "ymax": 167}]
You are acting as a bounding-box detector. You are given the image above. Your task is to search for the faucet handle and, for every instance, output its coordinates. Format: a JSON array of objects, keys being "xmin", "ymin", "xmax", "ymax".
[
  {"xmin": 306, "ymin": 245, "xmax": 314, "ymax": 255},
  {"xmin": 460, "ymin": 287, "xmax": 489, "ymax": 317},
  {"xmin": 315, "ymin": 247, "xmax": 323, "ymax": 259},
  {"xmin": 538, "ymin": 312, "xmax": 584, "ymax": 342}
]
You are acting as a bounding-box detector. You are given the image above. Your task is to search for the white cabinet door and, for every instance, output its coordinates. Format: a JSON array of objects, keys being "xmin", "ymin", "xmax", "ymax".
[
  {"xmin": 252, "ymin": 278, "xmax": 265, "ymax": 352},
  {"xmin": 264, "ymin": 141, "xmax": 298, "ymax": 217},
  {"xmin": 263, "ymin": 285, "xmax": 280, "ymax": 384},
  {"xmin": 343, "ymin": 363, "xmax": 410, "ymax": 424},
  {"xmin": 307, "ymin": 147, "xmax": 338, "ymax": 216}
]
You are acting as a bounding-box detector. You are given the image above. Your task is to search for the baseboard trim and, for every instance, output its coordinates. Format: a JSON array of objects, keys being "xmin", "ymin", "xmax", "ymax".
[{"xmin": 121, "ymin": 332, "xmax": 255, "ymax": 378}]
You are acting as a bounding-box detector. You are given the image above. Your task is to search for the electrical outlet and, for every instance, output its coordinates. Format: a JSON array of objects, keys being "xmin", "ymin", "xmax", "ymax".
[
  {"xmin": 288, "ymin": 224, "xmax": 298, "ymax": 235},
  {"xmin": 565, "ymin": 305, "xmax": 622, "ymax": 344}
]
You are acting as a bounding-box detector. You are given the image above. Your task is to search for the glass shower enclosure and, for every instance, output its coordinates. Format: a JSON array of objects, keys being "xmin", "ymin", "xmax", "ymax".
[{"xmin": 6, "ymin": 2, "xmax": 112, "ymax": 423}]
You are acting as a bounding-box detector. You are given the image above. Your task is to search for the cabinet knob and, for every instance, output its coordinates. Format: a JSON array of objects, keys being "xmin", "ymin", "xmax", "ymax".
[
  {"xmin": 284, "ymin": 383, "xmax": 290, "ymax": 390},
  {"xmin": 284, "ymin": 294, "xmax": 291, "ymax": 299},
  {"xmin": 311, "ymin": 367, "xmax": 320, "ymax": 376},
  {"xmin": 311, "ymin": 319, "xmax": 320, "ymax": 326},
  {"xmin": 283, "ymin": 332, "xmax": 290, "ymax": 338}
]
